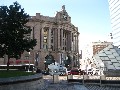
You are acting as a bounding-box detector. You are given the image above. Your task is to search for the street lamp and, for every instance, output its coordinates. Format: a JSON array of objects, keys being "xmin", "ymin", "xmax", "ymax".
[
  {"xmin": 28, "ymin": 52, "xmax": 30, "ymax": 72},
  {"xmin": 35, "ymin": 52, "xmax": 39, "ymax": 67}
]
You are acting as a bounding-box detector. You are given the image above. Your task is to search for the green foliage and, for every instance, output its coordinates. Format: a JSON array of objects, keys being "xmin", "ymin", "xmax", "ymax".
[
  {"xmin": 0, "ymin": 1, "xmax": 37, "ymax": 59},
  {"xmin": 0, "ymin": 70, "xmax": 34, "ymax": 78}
]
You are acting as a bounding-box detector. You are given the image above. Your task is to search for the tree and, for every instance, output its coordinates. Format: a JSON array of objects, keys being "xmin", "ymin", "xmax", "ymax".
[{"xmin": 0, "ymin": 2, "xmax": 37, "ymax": 70}]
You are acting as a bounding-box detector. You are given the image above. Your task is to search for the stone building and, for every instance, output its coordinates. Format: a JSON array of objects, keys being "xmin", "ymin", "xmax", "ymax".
[{"xmin": 1, "ymin": 5, "xmax": 80, "ymax": 70}]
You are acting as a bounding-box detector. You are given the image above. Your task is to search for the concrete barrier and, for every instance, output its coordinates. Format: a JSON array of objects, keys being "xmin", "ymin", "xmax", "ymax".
[
  {"xmin": 67, "ymin": 75, "xmax": 73, "ymax": 79},
  {"xmin": 83, "ymin": 75, "xmax": 89, "ymax": 80},
  {"xmin": 53, "ymin": 75, "xmax": 59, "ymax": 83},
  {"xmin": 101, "ymin": 75, "xmax": 106, "ymax": 80},
  {"xmin": 104, "ymin": 70, "xmax": 120, "ymax": 77},
  {"xmin": 0, "ymin": 73, "xmax": 45, "ymax": 90}
]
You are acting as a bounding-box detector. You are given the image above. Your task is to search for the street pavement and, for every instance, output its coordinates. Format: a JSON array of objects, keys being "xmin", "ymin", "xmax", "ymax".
[
  {"xmin": 85, "ymin": 84, "xmax": 120, "ymax": 90},
  {"xmin": 42, "ymin": 75, "xmax": 120, "ymax": 90},
  {"xmin": 44, "ymin": 79, "xmax": 88, "ymax": 90}
]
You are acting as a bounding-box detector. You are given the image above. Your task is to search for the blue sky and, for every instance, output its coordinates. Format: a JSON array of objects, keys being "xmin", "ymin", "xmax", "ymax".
[{"xmin": 0, "ymin": 0, "xmax": 111, "ymax": 49}]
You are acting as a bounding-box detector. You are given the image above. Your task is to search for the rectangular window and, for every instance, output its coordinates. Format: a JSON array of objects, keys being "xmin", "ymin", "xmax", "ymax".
[
  {"xmin": 43, "ymin": 44, "xmax": 48, "ymax": 49},
  {"xmin": 44, "ymin": 36, "xmax": 47, "ymax": 43}
]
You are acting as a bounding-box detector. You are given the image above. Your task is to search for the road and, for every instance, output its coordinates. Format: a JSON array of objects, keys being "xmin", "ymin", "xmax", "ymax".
[{"xmin": 43, "ymin": 75, "xmax": 88, "ymax": 90}]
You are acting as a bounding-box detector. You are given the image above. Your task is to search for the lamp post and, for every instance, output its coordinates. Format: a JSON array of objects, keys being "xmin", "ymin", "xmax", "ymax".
[
  {"xmin": 28, "ymin": 52, "xmax": 30, "ymax": 72},
  {"xmin": 35, "ymin": 52, "xmax": 39, "ymax": 67}
]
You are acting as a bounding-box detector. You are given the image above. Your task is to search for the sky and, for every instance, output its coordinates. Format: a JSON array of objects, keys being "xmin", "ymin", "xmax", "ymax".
[{"xmin": 0, "ymin": 0, "xmax": 112, "ymax": 51}]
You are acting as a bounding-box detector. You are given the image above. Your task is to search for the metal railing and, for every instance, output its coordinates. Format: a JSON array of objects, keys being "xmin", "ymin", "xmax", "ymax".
[{"xmin": 67, "ymin": 74, "xmax": 120, "ymax": 86}]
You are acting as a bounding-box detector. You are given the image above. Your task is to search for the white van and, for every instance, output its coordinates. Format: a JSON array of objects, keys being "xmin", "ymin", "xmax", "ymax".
[{"xmin": 48, "ymin": 62, "xmax": 67, "ymax": 75}]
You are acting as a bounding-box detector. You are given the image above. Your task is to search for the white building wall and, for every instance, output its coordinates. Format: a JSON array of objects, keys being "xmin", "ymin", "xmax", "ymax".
[{"xmin": 108, "ymin": 0, "xmax": 120, "ymax": 46}]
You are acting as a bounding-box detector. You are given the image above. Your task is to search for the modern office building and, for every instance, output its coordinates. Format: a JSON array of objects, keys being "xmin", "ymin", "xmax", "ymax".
[
  {"xmin": 108, "ymin": 0, "xmax": 120, "ymax": 46},
  {"xmin": 0, "ymin": 5, "xmax": 80, "ymax": 70}
]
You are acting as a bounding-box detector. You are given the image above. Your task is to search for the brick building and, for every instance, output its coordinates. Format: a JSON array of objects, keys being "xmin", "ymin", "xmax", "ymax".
[{"xmin": 92, "ymin": 41, "xmax": 113, "ymax": 55}]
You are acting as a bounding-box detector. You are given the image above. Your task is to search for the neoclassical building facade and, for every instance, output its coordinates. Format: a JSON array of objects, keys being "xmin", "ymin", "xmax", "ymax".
[{"xmin": 1, "ymin": 5, "xmax": 80, "ymax": 70}]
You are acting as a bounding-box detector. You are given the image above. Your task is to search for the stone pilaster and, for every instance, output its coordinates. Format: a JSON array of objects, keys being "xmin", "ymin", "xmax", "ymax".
[
  {"xmin": 34, "ymin": 23, "xmax": 40, "ymax": 50},
  {"xmin": 54, "ymin": 28, "xmax": 58, "ymax": 51},
  {"xmin": 61, "ymin": 29, "xmax": 63, "ymax": 50},
  {"xmin": 73, "ymin": 34, "xmax": 75, "ymax": 52},
  {"xmin": 76, "ymin": 34, "xmax": 79, "ymax": 52},
  {"xmin": 41, "ymin": 27, "xmax": 44, "ymax": 49},
  {"xmin": 71, "ymin": 32, "xmax": 73, "ymax": 51},
  {"xmin": 58, "ymin": 27, "xmax": 61, "ymax": 50},
  {"xmin": 73, "ymin": 33, "xmax": 75, "ymax": 52},
  {"xmin": 48, "ymin": 26, "xmax": 52, "ymax": 49},
  {"xmin": 75, "ymin": 36, "xmax": 77, "ymax": 52},
  {"xmin": 68, "ymin": 32, "xmax": 71, "ymax": 51}
]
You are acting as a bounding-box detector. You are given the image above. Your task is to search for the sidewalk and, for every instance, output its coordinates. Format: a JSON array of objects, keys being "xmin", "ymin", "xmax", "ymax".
[
  {"xmin": 75, "ymin": 85, "xmax": 88, "ymax": 90},
  {"xmin": 44, "ymin": 80, "xmax": 88, "ymax": 90},
  {"xmin": 45, "ymin": 83, "xmax": 88, "ymax": 90},
  {"xmin": 43, "ymin": 79, "xmax": 120, "ymax": 90}
]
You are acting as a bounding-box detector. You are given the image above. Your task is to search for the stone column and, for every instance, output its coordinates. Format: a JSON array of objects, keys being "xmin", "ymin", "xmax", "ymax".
[
  {"xmin": 71, "ymin": 32, "xmax": 73, "ymax": 51},
  {"xmin": 61, "ymin": 29, "xmax": 63, "ymax": 50},
  {"xmin": 57, "ymin": 27, "xmax": 61, "ymax": 50},
  {"xmin": 75, "ymin": 36, "xmax": 77, "ymax": 52},
  {"xmin": 34, "ymin": 23, "xmax": 40, "ymax": 50},
  {"xmin": 48, "ymin": 27, "xmax": 51, "ymax": 49},
  {"xmin": 52, "ymin": 28, "xmax": 55, "ymax": 51},
  {"xmin": 68, "ymin": 31, "xmax": 71, "ymax": 51},
  {"xmin": 66, "ymin": 32, "xmax": 68, "ymax": 51},
  {"xmin": 54, "ymin": 28, "xmax": 58, "ymax": 51},
  {"xmin": 41, "ymin": 27, "xmax": 44, "ymax": 49},
  {"xmin": 73, "ymin": 34, "xmax": 75, "ymax": 52},
  {"xmin": 76, "ymin": 34, "xmax": 79, "ymax": 52}
]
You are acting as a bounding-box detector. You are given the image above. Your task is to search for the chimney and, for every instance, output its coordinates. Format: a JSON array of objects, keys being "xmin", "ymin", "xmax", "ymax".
[{"xmin": 36, "ymin": 13, "xmax": 40, "ymax": 19}]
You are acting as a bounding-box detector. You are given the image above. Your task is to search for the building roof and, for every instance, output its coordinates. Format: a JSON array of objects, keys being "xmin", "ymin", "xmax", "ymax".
[{"xmin": 92, "ymin": 44, "xmax": 120, "ymax": 70}]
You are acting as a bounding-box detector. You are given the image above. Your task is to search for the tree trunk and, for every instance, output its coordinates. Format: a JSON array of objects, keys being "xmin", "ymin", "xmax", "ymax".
[{"xmin": 7, "ymin": 55, "xmax": 10, "ymax": 71}]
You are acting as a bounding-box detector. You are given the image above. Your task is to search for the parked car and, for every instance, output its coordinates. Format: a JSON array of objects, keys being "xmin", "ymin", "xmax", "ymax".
[
  {"xmin": 94, "ymin": 69, "xmax": 100, "ymax": 75},
  {"xmin": 79, "ymin": 70, "xmax": 86, "ymax": 75},
  {"xmin": 87, "ymin": 69, "xmax": 93, "ymax": 75},
  {"xmin": 68, "ymin": 69, "xmax": 80, "ymax": 75}
]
